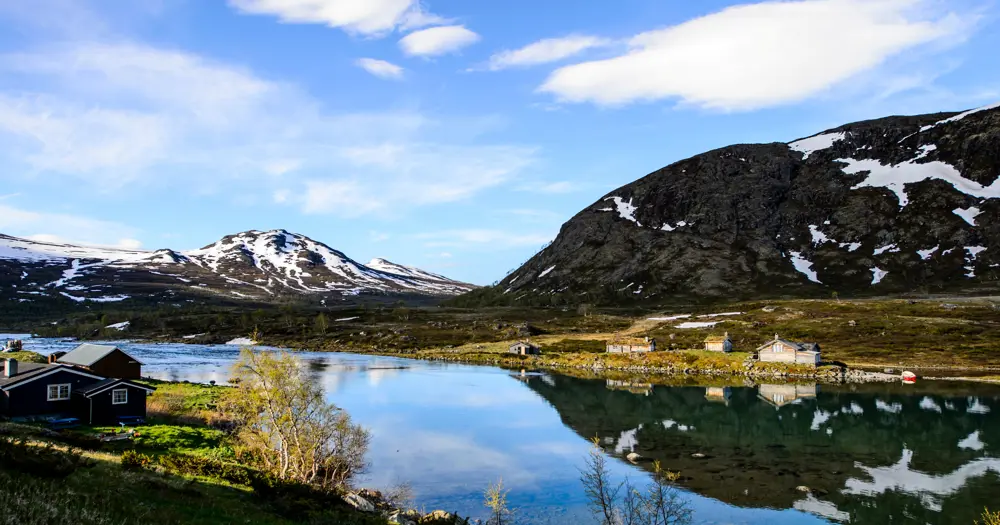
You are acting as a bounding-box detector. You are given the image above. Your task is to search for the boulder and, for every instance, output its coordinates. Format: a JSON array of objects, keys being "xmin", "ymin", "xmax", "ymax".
[
  {"xmin": 796, "ymin": 486, "xmax": 811, "ymax": 493},
  {"xmin": 421, "ymin": 510, "xmax": 456, "ymax": 524},
  {"xmin": 388, "ymin": 512, "xmax": 416, "ymax": 525},
  {"xmin": 626, "ymin": 452, "xmax": 642, "ymax": 463},
  {"xmin": 343, "ymin": 492, "xmax": 376, "ymax": 513}
]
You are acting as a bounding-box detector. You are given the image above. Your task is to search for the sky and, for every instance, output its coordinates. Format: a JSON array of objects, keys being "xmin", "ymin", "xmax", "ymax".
[{"xmin": 0, "ymin": 0, "xmax": 998, "ymax": 285}]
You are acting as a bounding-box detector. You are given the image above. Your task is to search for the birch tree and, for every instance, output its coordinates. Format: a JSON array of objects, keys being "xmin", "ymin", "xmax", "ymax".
[{"xmin": 223, "ymin": 348, "xmax": 370, "ymax": 490}]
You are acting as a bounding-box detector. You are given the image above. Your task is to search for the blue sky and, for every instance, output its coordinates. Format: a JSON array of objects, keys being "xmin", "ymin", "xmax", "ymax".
[{"xmin": 0, "ymin": 0, "xmax": 998, "ymax": 285}]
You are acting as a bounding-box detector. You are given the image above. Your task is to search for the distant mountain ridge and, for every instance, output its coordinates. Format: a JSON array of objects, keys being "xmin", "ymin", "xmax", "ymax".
[
  {"xmin": 0, "ymin": 229, "xmax": 475, "ymax": 306},
  {"xmin": 468, "ymin": 102, "xmax": 1000, "ymax": 305}
]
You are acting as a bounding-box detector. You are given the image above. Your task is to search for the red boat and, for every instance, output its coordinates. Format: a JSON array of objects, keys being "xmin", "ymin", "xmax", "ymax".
[{"xmin": 902, "ymin": 371, "xmax": 917, "ymax": 384}]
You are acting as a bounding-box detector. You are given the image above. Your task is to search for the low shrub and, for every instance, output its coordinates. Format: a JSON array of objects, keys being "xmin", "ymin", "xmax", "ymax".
[
  {"xmin": 156, "ymin": 451, "xmax": 260, "ymax": 486},
  {"xmin": 0, "ymin": 437, "xmax": 94, "ymax": 478},
  {"xmin": 121, "ymin": 449, "xmax": 153, "ymax": 471},
  {"xmin": 249, "ymin": 475, "xmax": 347, "ymax": 521}
]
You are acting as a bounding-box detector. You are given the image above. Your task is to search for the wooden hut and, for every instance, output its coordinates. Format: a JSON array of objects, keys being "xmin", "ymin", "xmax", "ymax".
[
  {"xmin": 703, "ymin": 332, "xmax": 733, "ymax": 353},
  {"xmin": 508, "ymin": 341, "xmax": 540, "ymax": 356},
  {"xmin": 606, "ymin": 336, "xmax": 656, "ymax": 354},
  {"xmin": 57, "ymin": 344, "xmax": 144, "ymax": 380},
  {"xmin": 755, "ymin": 334, "xmax": 820, "ymax": 367}
]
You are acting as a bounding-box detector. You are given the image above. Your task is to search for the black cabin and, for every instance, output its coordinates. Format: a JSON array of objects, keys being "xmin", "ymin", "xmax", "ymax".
[{"xmin": 0, "ymin": 358, "xmax": 154, "ymax": 424}]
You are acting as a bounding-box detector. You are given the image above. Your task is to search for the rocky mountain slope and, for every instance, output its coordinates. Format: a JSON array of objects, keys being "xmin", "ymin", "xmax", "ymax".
[
  {"xmin": 0, "ymin": 230, "xmax": 474, "ymax": 306},
  {"xmin": 484, "ymin": 103, "xmax": 1000, "ymax": 304}
]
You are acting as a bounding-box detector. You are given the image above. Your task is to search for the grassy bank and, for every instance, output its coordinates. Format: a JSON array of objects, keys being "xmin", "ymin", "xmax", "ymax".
[
  {"xmin": 15, "ymin": 297, "xmax": 1000, "ymax": 371},
  {"xmin": 0, "ymin": 380, "xmax": 391, "ymax": 525}
]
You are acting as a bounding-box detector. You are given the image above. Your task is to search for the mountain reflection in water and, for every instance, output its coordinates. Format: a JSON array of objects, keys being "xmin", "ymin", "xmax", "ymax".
[
  {"xmin": 520, "ymin": 374, "xmax": 1000, "ymax": 524},
  {"xmin": 11, "ymin": 336, "xmax": 998, "ymax": 524}
]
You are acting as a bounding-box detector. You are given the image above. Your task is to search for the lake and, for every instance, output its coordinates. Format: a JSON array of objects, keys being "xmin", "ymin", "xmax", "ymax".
[{"xmin": 7, "ymin": 335, "xmax": 1000, "ymax": 524}]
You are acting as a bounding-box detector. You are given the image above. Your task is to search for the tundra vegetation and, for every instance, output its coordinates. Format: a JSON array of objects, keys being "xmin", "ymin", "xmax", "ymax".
[{"xmin": 15, "ymin": 298, "xmax": 1000, "ymax": 371}]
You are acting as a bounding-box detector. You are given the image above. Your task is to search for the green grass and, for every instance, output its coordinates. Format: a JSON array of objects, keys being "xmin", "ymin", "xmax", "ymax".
[
  {"xmin": 87, "ymin": 424, "xmax": 226, "ymax": 452},
  {"xmin": 0, "ymin": 378, "xmax": 391, "ymax": 525},
  {"xmin": 2, "ymin": 350, "xmax": 47, "ymax": 363},
  {"xmin": 0, "ymin": 451, "xmax": 387, "ymax": 525}
]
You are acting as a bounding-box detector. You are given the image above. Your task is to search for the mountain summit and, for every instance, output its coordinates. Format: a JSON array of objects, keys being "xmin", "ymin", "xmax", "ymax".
[
  {"xmin": 0, "ymin": 229, "xmax": 474, "ymax": 305},
  {"xmin": 477, "ymin": 103, "xmax": 1000, "ymax": 305}
]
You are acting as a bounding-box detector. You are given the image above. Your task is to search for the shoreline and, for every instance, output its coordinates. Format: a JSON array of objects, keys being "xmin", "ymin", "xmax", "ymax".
[{"xmin": 12, "ymin": 332, "xmax": 996, "ymax": 385}]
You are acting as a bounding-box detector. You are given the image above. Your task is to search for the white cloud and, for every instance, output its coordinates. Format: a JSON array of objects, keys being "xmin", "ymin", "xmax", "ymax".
[
  {"xmin": 355, "ymin": 57, "xmax": 404, "ymax": 80},
  {"xmin": 517, "ymin": 180, "xmax": 579, "ymax": 194},
  {"xmin": 416, "ymin": 229, "xmax": 554, "ymax": 249},
  {"xmin": 0, "ymin": 42, "xmax": 533, "ymax": 216},
  {"xmin": 272, "ymin": 189, "xmax": 291, "ymax": 203},
  {"xmin": 487, "ymin": 35, "xmax": 612, "ymax": 70},
  {"xmin": 540, "ymin": 0, "xmax": 969, "ymax": 109},
  {"xmin": 0, "ymin": 204, "xmax": 141, "ymax": 248},
  {"xmin": 399, "ymin": 25, "xmax": 480, "ymax": 57},
  {"xmin": 227, "ymin": 0, "xmax": 443, "ymax": 36},
  {"xmin": 296, "ymin": 143, "xmax": 535, "ymax": 217}
]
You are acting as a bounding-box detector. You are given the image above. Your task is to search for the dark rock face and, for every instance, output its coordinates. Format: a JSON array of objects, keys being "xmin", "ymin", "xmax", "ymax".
[{"xmin": 494, "ymin": 104, "xmax": 1000, "ymax": 304}]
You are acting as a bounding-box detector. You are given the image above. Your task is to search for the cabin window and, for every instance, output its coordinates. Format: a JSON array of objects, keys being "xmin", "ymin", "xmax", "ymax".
[
  {"xmin": 773, "ymin": 344, "xmax": 784, "ymax": 353},
  {"xmin": 112, "ymin": 389, "xmax": 128, "ymax": 405},
  {"xmin": 47, "ymin": 383, "xmax": 71, "ymax": 401}
]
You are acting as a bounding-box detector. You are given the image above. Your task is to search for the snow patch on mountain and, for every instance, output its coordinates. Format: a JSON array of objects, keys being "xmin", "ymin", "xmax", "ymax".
[
  {"xmin": 789, "ymin": 132, "xmax": 846, "ymax": 160},
  {"xmin": 953, "ymin": 207, "xmax": 983, "ymax": 226},
  {"xmin": 788, "ymin": 251, "xmax": 821, "ymax": 284},
  {"xmin": 836, "ymin": 154, "xmax": 1000, "ymax": 207},
  {"xmin": 918, "ymin": 246, "xmax": 939, "ymax": 260},
  {"xmin": 604, "ymin": 197, "xmax": 641, "ymax": 226},
  {"xmin": 921, "ymin": 102, "xmax": 1000, "ymax": 132}
]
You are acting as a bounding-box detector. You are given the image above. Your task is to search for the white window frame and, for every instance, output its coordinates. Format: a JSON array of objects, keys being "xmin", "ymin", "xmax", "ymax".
[
  {"xmin": 112, "ymin": 388, "xmax": 128, "ymax": 405},
  {"xmin": 47, "ymin": 383, "xmax": 71, "ymax": 401}
]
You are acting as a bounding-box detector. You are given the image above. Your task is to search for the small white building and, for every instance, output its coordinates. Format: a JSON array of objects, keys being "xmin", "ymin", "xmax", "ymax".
[
  {"xmin": 755, "ymin": 334, "xmax": 821, "ymax": 366},
  {"xmin": 508, "ymin": 341, "xmax": 540, "ymax": 356}
]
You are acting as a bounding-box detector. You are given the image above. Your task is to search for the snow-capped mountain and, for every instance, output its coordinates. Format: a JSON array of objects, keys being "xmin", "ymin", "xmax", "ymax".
[
  {"xmin": 476, "ymin": 103, "xmax": 1000, "ymax": 304},
  {"xmin": 0, "ymin": 230, "xmax": 475, "ymax": 305}
]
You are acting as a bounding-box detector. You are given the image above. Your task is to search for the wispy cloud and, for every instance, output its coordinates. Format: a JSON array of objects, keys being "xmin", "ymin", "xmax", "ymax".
[
  {"xmin": 355, "ymin": 58, "xmax": 404, "ymax": 80},
  {"xmin": 227, "ymin": 0, "xmax": 444, "ymax": 36},
  {"xmin": 0, "ymin": 41, "xmax": 534, "ymax": 216},
  {"xmin": 0, "ymin": 203, "xmax": 141, "ymax": 248},
  {"xmin": 369, "ymin": 231, "xmax": 391, "ymax": 243},
  {"xmin": 290, "ymin": 143, "xmax": 535, "ymax": 218},
  {"xmin": 486, "ymin": 35, "xmax": 613, "ymax": 70},
  {"xmin": 502, "ymin": 209, "xmax": 564, "ymax": 223},
  {"xmin": 399, "ymin": 25, "xmax": 480, "ymax": 57},
  {"xmin": 540, "ymin": 0, "xmax": 976, "ymax": 110},
  {"xmin": 416, "ymin": 229, "xmax": 554, "ymax": 249},
  {"xmin": 516, "ymin": 180, "xmax": 581, "ymax": 194}
]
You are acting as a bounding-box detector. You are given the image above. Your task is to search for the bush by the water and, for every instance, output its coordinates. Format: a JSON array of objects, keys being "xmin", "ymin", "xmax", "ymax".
[{"xmin": 222, "ymin": 348, "xmax": 371, "ymax": 491}]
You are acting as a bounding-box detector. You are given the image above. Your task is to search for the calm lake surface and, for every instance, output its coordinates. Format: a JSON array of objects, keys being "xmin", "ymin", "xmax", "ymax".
[{"xmin": 8, "ymin": 335, "xmax": 1000, "ymax": 525}]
